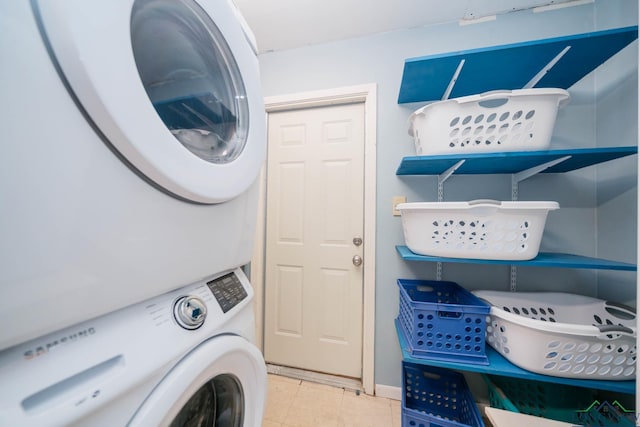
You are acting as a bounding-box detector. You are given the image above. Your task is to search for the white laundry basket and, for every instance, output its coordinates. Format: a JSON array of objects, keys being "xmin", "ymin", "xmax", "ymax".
[
  {"xmin": 408, "ymin": 88, "xmax": 570, "ymax": 155},
  {"xmin": 473, "ymin": 290, "xmax": 637, "ymax": 380},
  {"xmin": 397, "ymin": 200, "xmax": 559, "ymax": 260}
]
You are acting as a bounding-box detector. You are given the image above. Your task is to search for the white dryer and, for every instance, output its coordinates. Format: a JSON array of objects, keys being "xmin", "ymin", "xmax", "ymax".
[
  {"xmin": 0, "ymin": 0, "xmax": 266, "ymax": 350},
  {"xmin": 0, "ymin": 268, "xmax": 267, "ymax": 426}
]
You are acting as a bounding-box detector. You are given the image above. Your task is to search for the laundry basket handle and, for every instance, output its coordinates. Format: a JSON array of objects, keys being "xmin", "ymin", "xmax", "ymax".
[
  {"xmin": 466, "ymin": 199, "xmax": 502, "ymax": 216},
  {"xmin": 454, "ymin": 90, "xmax": 513, "ymax": 106},
  {"xmin": 596, "ymin": 324, "xmax": 635, "ymax": 338},
  {"xmin": 468, "ymin": 199, "xmax": 501, "ymax": 206},
  {"xmin": 457, "ymin": 89, "xmax": 570, "ymax": 107}
]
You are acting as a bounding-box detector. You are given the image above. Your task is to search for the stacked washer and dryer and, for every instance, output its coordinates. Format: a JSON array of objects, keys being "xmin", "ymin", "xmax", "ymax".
[{"xmin": 0, "ymin": 0, "xmax": 267, "ymax": 425}]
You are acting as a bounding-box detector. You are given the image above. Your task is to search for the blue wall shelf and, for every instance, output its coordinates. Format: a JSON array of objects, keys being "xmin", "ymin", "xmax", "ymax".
[
  {"xmin": 396, "ymin": 146, "xmax": 638, "ymax": 176},
  {"xmin": 398, "ymin": 26, "xmax": 638, "ymax": 104},
  {"xmin": 395, "ymin": 319, "xmax": 634, "ymax": 394},
  {"xmin": 396, "ymin": 245, "xmax": 637, "ymax": 271}
]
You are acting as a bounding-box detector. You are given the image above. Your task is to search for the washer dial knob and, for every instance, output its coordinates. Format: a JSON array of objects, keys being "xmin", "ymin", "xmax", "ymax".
[{"xmin": 174, "ymin": 296, "xmax": 207, "ymax": 330}]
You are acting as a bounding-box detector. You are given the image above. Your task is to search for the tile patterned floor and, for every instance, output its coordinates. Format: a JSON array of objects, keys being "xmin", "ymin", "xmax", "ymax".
[{"xmin": 263, "ymin": 374, "xmax": 402, "ymax": 427}]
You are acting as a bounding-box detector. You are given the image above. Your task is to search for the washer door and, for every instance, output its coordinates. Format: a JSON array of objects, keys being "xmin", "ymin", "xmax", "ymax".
[
  {"xmin": 129, "ymin": 335, "xmax": 266, "ymax": 427},
  {"xmin": 34, "ymin": 0, "xmax": 265, "ymax": 203}
]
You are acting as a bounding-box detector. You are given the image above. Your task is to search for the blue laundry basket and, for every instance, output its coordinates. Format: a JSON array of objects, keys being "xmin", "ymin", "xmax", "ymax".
[
  {"xmin": 402, "ymin": 362, "xmax": 485, "ymax": 427},
  {"xmin": 397, "ymin": 279, "xmax": 490, "ymax": 365}
]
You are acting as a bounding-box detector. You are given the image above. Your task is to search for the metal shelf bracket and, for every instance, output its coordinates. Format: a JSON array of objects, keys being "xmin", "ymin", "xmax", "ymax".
[
  {"xmin": 524, "ymin": 46, "xmax": 572, "ymax": 89},
  {"xmin": 512, "ymin": 155, "xmax": 572, "ymax": 184},
  {"xmin": 438, "ymin": 159, "xmax": 466, "ymax": 187},
  {"xmin": 442, "ymin": 59, "xmax": 466, "ymax": 100}
]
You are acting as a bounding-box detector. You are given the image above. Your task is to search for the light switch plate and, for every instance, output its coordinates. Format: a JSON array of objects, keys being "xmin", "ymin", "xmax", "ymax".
[{"xmin": 392, "ymin": 196, "xmax": 406, "ymax": 216}]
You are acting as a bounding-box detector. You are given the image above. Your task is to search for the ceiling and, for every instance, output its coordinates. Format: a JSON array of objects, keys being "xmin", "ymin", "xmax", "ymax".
[{"xmin": 233, "ymin": 0, "xmax": 584, "ymax": 53}]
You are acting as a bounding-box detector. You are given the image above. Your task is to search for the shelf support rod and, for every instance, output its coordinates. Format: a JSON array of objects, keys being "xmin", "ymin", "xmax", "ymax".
[
  {"xmin": 524, "ymin": 46, "xmax": 572, "ymax": 89},
  {"xmin": 509, "ymin": 155, "xmax": 570, "ymax": 291},
  {"xmin": 442, "ymin": 59, "xmax": 466, "ymax": 100},
  {"xmin": 436, "ymin": 160, "xmax": 464, "ymax": 281},
  {"xmin": 510, "ymin": 265, "xmax": 518, "ymax": 292},
  {"xmin": 510, "ymin": 177, "xmax": 519, "ymax": 291},
  {"xmin": 512, "ymin": 155, "xmax": 572, "ymax": 184}
]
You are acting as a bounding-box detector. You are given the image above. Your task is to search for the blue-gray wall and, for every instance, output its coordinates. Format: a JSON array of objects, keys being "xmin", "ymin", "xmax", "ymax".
[{"xmin": 258, "ymin": 0, "xmax": 638, "ymax": 388}]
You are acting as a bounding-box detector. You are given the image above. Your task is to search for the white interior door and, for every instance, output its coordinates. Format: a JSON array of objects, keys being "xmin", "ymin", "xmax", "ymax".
[{"xmin": 264, "ymin": 103, "xmax": 365, "ymax": 378}]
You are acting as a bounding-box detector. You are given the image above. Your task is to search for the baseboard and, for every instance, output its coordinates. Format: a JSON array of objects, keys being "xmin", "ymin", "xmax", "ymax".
[{"xmin": 374, "ymin": 384, "xmax": 402, "ymax": 400}]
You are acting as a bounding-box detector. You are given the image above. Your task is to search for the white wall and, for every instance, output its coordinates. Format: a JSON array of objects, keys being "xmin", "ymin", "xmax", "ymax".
[{"xmin": 258, "ymin": 0, "xmax": 638, "ymax": 388}]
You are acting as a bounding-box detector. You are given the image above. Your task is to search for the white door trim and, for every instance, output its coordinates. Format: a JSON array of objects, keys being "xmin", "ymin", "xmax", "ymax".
[{"xmin": 252, "ymin": 83, "xmax": 376, "ymax": 395}]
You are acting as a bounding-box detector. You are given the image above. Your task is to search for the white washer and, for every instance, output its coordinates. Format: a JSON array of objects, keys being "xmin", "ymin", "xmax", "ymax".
[
  {"xmin": 0, "ymin": 268, "xmax": 267, "ymax": 426},
  {"xmin": 0, "ymin": 0, "xmax": 266, "ymax": 350}
]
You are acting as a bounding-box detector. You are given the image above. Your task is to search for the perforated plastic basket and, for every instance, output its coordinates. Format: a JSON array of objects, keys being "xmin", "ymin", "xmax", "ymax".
[
  {"xmin": 397, "ymin": 279, "xmax": 490, "ymax": 365},
  {"xmin": 473, "ymin": 291, "xmax": 637, "ymax": 380},
  {"xmin": 407, "ymin": 88, "xmax": 570, "ymax": 155},
  {"xmin": 402, "ymin": 362, "xmax": 485, "ymax": 427},
  {"xmin": 398, "ymin": 200, "xmax": 559, "ymax": 261},
  {"xmin": 482, "ymin": 374, "xmax": 598, "ymax": 424}
]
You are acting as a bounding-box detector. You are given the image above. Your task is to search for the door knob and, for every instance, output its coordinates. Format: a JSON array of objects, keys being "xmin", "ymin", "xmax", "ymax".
[{"xmin": 352, "ymin": 255, "xmax": 363, "ymax": 267}]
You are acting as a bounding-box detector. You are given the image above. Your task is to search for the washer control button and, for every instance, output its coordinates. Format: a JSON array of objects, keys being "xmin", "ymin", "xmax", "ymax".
[{"xmin": 173, "ymin": 296, "xmax": 207, "ymax": 330}]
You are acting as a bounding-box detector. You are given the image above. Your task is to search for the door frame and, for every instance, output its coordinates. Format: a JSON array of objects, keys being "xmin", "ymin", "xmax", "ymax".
[{"xmin": 252, "ymin": 83, "xmax": 377, "ymax": 394}]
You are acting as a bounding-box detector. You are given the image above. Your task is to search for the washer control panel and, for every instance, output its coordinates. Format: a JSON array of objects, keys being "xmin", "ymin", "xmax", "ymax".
[
  {"xmin": 170, "ymin": 270, "xmax": 250, "ymax": 330},
  {"xmin": 206, "ymin": 271, "xmax": 248, "ymax": 313}
]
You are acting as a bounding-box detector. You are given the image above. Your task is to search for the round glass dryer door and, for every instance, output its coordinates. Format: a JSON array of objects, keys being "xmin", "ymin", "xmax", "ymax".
[
  {"xmin": 131, "ymin": 0, "xmax": 249, "ymax": 166},
  {"xmin": 34, "ymin": 0, "xmax": 266, "ymax": 203}
]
